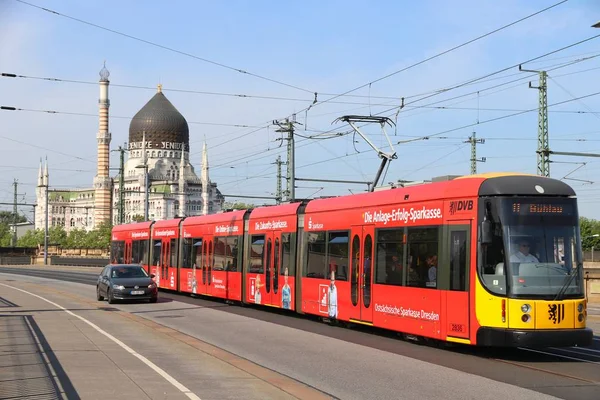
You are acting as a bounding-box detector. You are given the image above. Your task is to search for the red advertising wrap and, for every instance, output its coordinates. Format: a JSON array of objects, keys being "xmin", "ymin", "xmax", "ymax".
[{"xmin": 109, "ymin": 173, "xmax": 593, "ymax": 349}]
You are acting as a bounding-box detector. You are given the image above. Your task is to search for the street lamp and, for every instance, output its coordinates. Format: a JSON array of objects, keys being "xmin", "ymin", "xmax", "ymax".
[{"xmin": 593, "ymin": 21, "xmax": 600, "ymax": 28}]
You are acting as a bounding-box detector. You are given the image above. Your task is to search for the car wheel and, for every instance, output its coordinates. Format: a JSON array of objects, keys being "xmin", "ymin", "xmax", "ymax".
[
  {"xmin": 96, "ymin": 286, "xmax": 104, "ymax": 301},
  {"xmin": 107, "ymin": 288, "xmax": 115, "ymax": 304},
  {"xmin": 149, "ymin": 296, "xmax": 157, "ymax": 303}
]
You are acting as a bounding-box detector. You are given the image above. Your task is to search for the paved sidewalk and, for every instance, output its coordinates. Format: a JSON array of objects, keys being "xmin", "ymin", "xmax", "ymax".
[{"xmin": 0, "ymin": 279, "xmax": 332, "ymax": 400}]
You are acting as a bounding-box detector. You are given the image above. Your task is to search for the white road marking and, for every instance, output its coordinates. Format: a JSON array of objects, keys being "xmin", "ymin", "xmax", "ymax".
[{"xmin": 1, "ymin": 282, "xmax": 201, "ymax": 400}]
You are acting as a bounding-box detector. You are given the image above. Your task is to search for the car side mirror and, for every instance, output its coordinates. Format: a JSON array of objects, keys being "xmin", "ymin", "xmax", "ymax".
[{"xmin": 150, "ymin": 273, "xmax": 155, "ymax": 278}]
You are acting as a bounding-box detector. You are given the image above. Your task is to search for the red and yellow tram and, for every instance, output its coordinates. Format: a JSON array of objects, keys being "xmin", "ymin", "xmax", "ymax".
[{"xmin": 110, "ymin": 173, "xmax": 593, "ymax": 347}]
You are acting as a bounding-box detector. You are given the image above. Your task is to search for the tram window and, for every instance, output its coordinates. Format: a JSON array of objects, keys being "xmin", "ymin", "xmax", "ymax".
[
  {"xmin": 132, "ymin": 241, "xmax": 140, "ymax": 263},
  {"xmin": 327, "ymin": 231, "xmax": 349, "ymax": 281},
  {"xmin": 224, "ymin": 236, "xmax": 239, "ymax": 271},
  {"xmin": 213, "ymin": 237, "xmax": 226, "ymax": 271},
  {"xmin": 281, "ymin": 233, "xmax": 293, "ymax": 276},
  {"xmin": 250, "ymin": 235, "xmax": 265, "ymax": 273},
  {"xmin": 305, "ymin": 232, "xmax": 327, "ymax": 278},
  {"xmin": 375, "ymin": 228, "xmax": 404, "ymax": 286},
  {"xmin": 450, "ymin": 231, "xmax": 467, "ymax": 291},
  {"xmin": 406, "ymin": 227, "xmax": 439, "ymax": 289},
  {"xmin": 139, "ymin": 240, "xmax": 149, "ymax": 265},
  {"xmin": 111, "ymin": 240, "xmax": 125, "ymax": 263},
  {"xmin": 182, "ymin": 239, "xmax": 192, "ymax": 268},
  {"xmin": 170, "ymin": 239, "xmax": 177, "ymax": 266},
  {"xmin": 131, "ymin": 240, "xmax": 148, "ymax": 264},
  {"xmin": 152, "ymin": 240, "xmax": 162, "ymax": 266},
  {"xmin": 191, "ymin": 238, "xmax": 203, "ymax": 268}
]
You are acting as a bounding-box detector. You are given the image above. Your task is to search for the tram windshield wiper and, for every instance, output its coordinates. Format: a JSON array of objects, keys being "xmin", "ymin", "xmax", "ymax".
[{"xmin": 554, "ymin": 263, "xmax": 581, "ymax": 301}]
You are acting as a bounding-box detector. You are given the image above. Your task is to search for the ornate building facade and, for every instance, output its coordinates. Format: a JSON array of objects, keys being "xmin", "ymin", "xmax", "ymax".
[{"xmin": 34, "ymin": 65, "xmax": 224, "ymax": 233}]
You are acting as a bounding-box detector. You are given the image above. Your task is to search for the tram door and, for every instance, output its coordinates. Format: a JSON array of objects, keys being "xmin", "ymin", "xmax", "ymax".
[
  {"xmin": 124, "ymin": 242, "xmax": 132, "ymax": 264},
  {"xmin": 161, "ymin": 240, "xmax": 171, "ymax": 289},
  {"xmin": 349, "ymin": 225, "xmax": 375, "ymax": 323},
  {"xmin": 201, "ymin": 236, "xmax": 214, "ymax": 295},
  {"xmin": 445, "ymin": 222, "xmax": 471, "ymax": 340},
  {"xmin": 262, "ymin": 231, "xmax": 282, "ymax": 306},
  {"xmin": 169, "ymin": 238, "xmax": 177, "ymax": 290}
]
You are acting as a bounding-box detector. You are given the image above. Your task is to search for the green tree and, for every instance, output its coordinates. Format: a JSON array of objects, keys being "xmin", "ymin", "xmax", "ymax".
[
  {"xmin": 17, "ymin": 229, "xmax": 44, "ymax": 247},
  {"xmin": 580, "ymin": 217, "xmax": 600, "ymax": 250},
  {"xmin": 0, "ymin": 223, "xmax": 12, "ymax": 247},
  {"xmin": 93, "ymin": 221, "xmax": 112, "ymax": 250},
  {"xmin": 48, "ymin": 225, "xmax": 67, "ymax": 246},
  {"xmin": 223, "ymin": 201, "xmax": 255, "ymax": 210},
  {"xmin": 0, "ymin": 211, "xmax": 27, "ymax": 225},
  {"xmin": 66, "ymin": 228, "xmax": 89, "ymax": 248},
  {"xmin": 131, "ymin": 215, "xmax": 145, "ymax": 222}
]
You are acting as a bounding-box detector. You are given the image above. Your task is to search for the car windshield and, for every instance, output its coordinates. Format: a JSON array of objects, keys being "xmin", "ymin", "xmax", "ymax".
[{"xmin": 111, "ymin": 267, "xmax": 148, "ymax": 279}]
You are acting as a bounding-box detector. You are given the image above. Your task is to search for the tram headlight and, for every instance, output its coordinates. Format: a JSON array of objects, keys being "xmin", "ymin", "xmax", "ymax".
[
  {"xmin": 521, "ymin": 304, "xmax": 531, "ymax": 313},
  {"xmin": 577, "ymin": 303, "xmax": 584, "ymax": 313},
  {"xmin": 578, "ymin": 313, "xmax": 585, "ymax": 322},
  {"xmin": 521, "ymin": 314, "xmax": 531, "ymax": 323}
]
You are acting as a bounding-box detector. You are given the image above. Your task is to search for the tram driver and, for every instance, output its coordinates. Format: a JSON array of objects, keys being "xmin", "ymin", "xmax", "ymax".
[{"xmin": 510, "ymin": 239, "xmax": 539, "ymax": 263}]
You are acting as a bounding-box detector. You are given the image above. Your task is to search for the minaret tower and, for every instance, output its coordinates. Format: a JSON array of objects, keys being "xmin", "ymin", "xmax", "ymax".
[
  {"xmin": 201, "ymin": 142, "xmax": 209, "ymax": 215},
  {"xmin": 178, "ymin": 142, "xmax": 187, "ymax": 217},
  {"xmin": 94, "ymin": 62, "xmax": 112, "ymax": 227}
]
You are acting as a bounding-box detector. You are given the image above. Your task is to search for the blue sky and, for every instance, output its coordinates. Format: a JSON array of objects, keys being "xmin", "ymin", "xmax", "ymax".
[{"xmin": 2, "ymin": 0, "xmax": 600, "ymax": 221}]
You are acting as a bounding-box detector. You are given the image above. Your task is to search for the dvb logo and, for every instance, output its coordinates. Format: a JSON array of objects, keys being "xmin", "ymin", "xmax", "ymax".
[{"xmin": 449, "ymin": 200, "xmax": 473, "ymax": 215}]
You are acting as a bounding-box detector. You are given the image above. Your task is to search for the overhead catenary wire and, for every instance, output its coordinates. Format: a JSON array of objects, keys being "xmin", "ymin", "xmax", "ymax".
[
  {"xmin": 14, "ymin": 0, "xmax": 315, "ymax": 95},
  {"xmin": 5, "ymin": 49, "xmax": 599, "ymax": 107},
  {"xmin": 6, "ymin": 42, "xmax": 600, "ymax": 169},
  {"xmin": 5, "ymin": 3, "xmax": 600, "ymax": 199},
  {"xmin": 0, "ymin": 105, "xmax": 261, "ymax": 129},
  {"xmin": 282, "ymin": 0, "xmax": 571, "ymax": 115},
  {"xmin": 297, "ymin": 53, "xmax": 600, "ymax": 142},
  {"xmin": 212, "ymin": 88, "xmax": 600, "ymax": 176}
]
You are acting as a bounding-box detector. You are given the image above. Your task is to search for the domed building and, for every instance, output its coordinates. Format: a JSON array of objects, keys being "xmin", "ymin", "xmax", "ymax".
[
  {"xmin": 34, "ymin": 65, "xmax": 224, "ymax": 233},
  {"xmin": 116, "ymin": 83, "xmax": 224, "ymax": 223}
]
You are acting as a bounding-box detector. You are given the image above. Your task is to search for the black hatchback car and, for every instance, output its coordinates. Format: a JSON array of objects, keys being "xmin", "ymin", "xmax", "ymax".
[{"xmin": 97, "ymin": 264, "xmax": 158, "ymax": 304}]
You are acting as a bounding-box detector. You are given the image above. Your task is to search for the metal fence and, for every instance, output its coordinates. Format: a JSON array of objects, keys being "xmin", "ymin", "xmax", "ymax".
[{"xmin": 583, "ymin": 250, "xmax": 600, "ymax": 262}]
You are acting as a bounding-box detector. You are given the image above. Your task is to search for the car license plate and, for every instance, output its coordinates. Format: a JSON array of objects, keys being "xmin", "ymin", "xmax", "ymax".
[{"xmin": 131, "ymin": 290, "xmax": 144, "ymax": 295}]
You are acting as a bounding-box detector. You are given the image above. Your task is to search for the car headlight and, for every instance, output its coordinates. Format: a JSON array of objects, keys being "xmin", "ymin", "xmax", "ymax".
[{"xmin": 113, "ymin": 285, "xmax": 125, "ymax": 290}]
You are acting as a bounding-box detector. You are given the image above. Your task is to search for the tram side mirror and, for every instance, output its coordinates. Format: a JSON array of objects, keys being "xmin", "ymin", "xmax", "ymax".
[{"xmin": 481, "ymin": 220, "xmax": 493, "ymax": 245}]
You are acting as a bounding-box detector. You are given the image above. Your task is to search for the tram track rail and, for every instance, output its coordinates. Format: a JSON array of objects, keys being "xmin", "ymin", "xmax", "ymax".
[{"xmin": 1, "ymin": 265, "xmax": 599, "ymax": 399}]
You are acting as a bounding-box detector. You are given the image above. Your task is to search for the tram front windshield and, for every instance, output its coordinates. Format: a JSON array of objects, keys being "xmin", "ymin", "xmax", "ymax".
[{"xmin": 480, "ymin": 197, "xmax": 583, "ymax": 299}]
